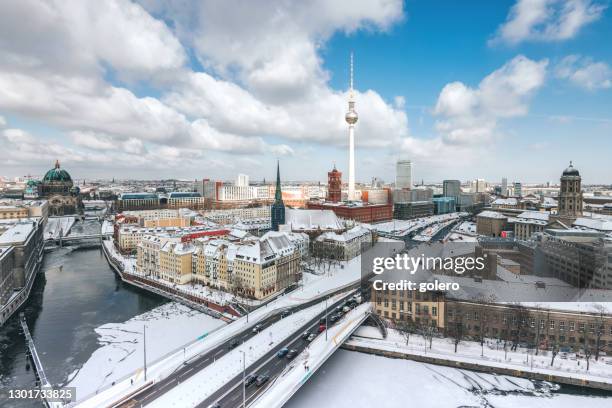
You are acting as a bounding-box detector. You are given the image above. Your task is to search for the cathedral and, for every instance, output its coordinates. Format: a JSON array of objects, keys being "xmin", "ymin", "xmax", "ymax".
[{"xmin": 38, "ymin": 160, "xmax": 82, "ymax": 216}]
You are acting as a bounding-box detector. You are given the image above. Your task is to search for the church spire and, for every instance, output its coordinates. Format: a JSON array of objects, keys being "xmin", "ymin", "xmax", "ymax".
[
  {"xmin": 271, "ymin": 160, "xmax": 285, "ymax": 231},
  {"xmin": 274, "ymin": 160, "xmax": 282, "ymax": 202}
]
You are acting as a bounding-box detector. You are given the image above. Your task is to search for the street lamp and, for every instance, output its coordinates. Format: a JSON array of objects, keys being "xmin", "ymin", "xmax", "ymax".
[
  {"xmin": 325, "ymin": 296, "xmax": 328, "ymax": 341},
  {"xmin": 239, "ymin": 350, "xmax": 246, "ymax": 408},
  {"xmin": 143, "ymin": 325, "xmax": 148, "ymax": 381}
]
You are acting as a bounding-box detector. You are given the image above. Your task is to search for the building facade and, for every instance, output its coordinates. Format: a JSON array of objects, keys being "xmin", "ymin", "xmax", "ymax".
[{"xmin": 327, "ymin": 165, "xmax": 342, "ymax": 203}]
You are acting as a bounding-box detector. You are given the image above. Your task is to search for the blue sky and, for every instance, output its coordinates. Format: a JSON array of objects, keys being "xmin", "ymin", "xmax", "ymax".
[{"xmin": 0, "ymin": 0, "xmax": 610, "ymax": 184}]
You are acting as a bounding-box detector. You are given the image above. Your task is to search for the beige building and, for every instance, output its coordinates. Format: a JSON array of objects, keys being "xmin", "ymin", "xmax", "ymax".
[
  {"xmin": 159, "ymin": 242, "xmax": 195, "ymax": 284},
  {"xmin": 476, "ymin": 210, "xmax": 508, "ymax": 237},
  {"xmin": 0, "ymin": 206, "xmax": 28, "ymax": 220},
  {"xmin": 513, "ymin": 211, "xmax": 549, "ymax": 241},
  {"xmin": 372, "ymin": 287, "xmax": 445, "ymax": 329},
  {"xmin": 137, "ymin": 231, "xmax": 304, "ymax": 300}
]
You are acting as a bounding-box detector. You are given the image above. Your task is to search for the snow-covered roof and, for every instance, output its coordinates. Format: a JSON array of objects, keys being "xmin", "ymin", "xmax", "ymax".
[
  {"xmin": 285, "ymin": 208, "xmax": 343, "ymax": 231},
  {"xmin": 477, "ymin": 210, "xmax": 507, "ymax": 219},
  {"xmin": 573, "ymin": 217, "xmax": 612, "ymax": 232},
  {"xmin": 492, "ymin": 198, "xmax": 518, "ymax": 206},
  {"xmin": 316, "ymin": 225, "xmax": 370, "ymax": 243}
]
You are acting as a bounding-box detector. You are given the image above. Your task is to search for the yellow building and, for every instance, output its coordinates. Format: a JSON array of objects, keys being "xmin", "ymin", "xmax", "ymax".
[
  {"xmin": 372, "ymin": 288, "xmax": 446, "ymax": 329},
  {"xmin": 159, "ymin": 242, "xmax": 195, "ymax": 284}
]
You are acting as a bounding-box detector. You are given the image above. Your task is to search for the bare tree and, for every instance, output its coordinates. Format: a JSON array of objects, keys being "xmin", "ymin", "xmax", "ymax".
[
  {"xmin": 447, "ymin": 304, "xmax": 464, "ymax": 353},
  {"xmin": 593, "ymin": 304, "xmax": 608, "ymax": 361},
  {"xmin": 583, "ymin": 328, "xmax": 593, "ymax": 371},
  {"xmin": 550, "ymin": 338, "xmax": 559, "ymax": 367},
  {"xmin": 396, "ymin": 319, "xmax": 415, "ymax": 346}
]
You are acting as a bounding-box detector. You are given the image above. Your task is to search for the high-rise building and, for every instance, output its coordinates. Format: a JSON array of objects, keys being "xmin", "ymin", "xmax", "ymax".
[
  {"xmin": 396, "ymin": 159, "xmax": 412, "ymax": 189},
  {"xmin": 271, "ymin": 161, "xmax": 286, "ymax": 231},
  {"xmin": 442, "ymin": 180, "xmax": 461, "ymax": 202},
  {"xmin": 501, "ymin": 177, "xmax": 508, "ymax": 195},
  {"xmin": 513, "ymin": 182, "xmax": 522, "ymax": 197},
  {"xmin": 327, "ymin": 165, "xmax": 342, "ymax": 203},
  {"xmin": 345, "ymin": 53, "xmax": 358, "ymax": 201},
  {"xmin": 471, "ymin": 178, "xmax": 486, "ymax": 193},
  {"xmin": 236, "ymin": 174, "xmax": 249, "ymax": 187}
]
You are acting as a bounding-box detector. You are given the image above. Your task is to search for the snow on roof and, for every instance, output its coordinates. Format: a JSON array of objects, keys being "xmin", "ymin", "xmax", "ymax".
[
  {"xmin": 0, "ymin": 222, "xmax": 35, "ymax": 244},
  {"xmin": 492, "ymin": 198, "xmax": 518, "ymax": 206},
  {"xmin": 285, "ymin": 208, "xmax": 343, "ymax": 231},
  {"xmin": 517, "ymin": 211, "xmax": 549, "ymax": 221},
  {"xmin": 316, "ymin": 225, "xmax": 370, "ymax": 243},
  {"xmin": 477, "ymin": 210, "xmax": 507, "ymax": 219},
  {"xmin": 573, "ymin": 217, "xmax": 612, "ymax": 232}
]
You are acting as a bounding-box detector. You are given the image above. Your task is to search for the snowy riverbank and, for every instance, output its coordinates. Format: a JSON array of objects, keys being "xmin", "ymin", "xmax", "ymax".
[{"xmin": 66, "ymin": 302, "xmax": 225, "ymax": 400}]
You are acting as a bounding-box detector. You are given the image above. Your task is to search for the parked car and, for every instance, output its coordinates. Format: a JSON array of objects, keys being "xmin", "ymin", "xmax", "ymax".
[
  {"xmin": 302, "ymin": 331, "xmax": 310, "ymax": 340},
  {"xmin": 342, "ymin": 306, "xmax": 350, "ymax": 313},
  {"xmin": 306, "ymin": 333, "xmax": 316, "ymax": 342},
  {"xmin": 286, "ymin": 349, "xmax": 298, "ymax": 360},
  {"xmin": 228, "ymin": 339, "xmax": 239, "ymax": 350},
  {"xmin": 252, "ymin": 324, "xmax": 263, "ymax": 334},
  {"xmin": 208, "ymin": 403, "xmax": 221, "ymax": 408},
  {"xmin": 256, "ymin": 375, "xmax": 270, "ymax": 387},
  {"xmin": 245, "ymin": 375, "xmax": 257, "ymax": 387},
  {"xmin": 318, "ymin": 324, "xmax": 326, "ymax": 333},
  {"xmin": 277, "ymin": 347, "xmax": 289, "ymax": 358},
  {"xmin": 280, "ymin": 310, "xmax": 291, "ymax": 318}
]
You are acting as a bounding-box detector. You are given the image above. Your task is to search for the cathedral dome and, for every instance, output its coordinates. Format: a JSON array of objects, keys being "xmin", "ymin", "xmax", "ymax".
[
  {"xmin": 43, "ymin": 160, "xmax": 72, "ymax": 182},
  {"xmin": 562, "ymin": 161, "xmax": 580, "ymax": 177}
]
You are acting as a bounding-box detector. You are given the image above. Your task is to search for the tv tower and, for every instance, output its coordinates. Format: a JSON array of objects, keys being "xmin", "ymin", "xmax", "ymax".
[{"xmin": 345, "ymin": 52, "xmax": 358, "ymax": 201}]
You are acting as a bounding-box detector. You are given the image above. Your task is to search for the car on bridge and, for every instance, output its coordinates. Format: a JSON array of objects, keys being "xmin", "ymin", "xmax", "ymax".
[
  {"xmin": 306, "ymin": 333, "xmax": 316, "ymax": 342},
  {"xmin": 245, "ymin": 374, "xmax": 257, "ymax": 387},
  {"xmin": 252, "ymin": 324, "xmax": 263, "ymax": 333},
  {"xmin": 280, "ymin": 310, "xmax": 291, "ymax": 318},
  {"xmin": 228, "ymin": 339, "xmax": 239, "ymax": 350},
  {"xmin": 286, "ymin": 349, "xmax": 298, "ymax": 360},
  {"xmin": 277, "ymin": 347, "xmax": 289, "ymax": 358},
  {"xmin": 256, "ymin": 375, "xmax": 270, "ymax": 387}
]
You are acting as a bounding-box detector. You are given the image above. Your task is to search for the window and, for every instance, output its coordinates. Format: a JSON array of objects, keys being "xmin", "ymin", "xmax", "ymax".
[
  {"xmin": 539, "ymin": 320, "xmax": 545, "ymax": 330},
  {"xmin": 559, "ymin": 321, "xmax": 565, "ymax": 331},
  {"xmin": 550, "ymin": 320, "xmax": 555, "ymax": 330},
  {"xmin": 579, "ymin": 323, "xmax": 585, "ymax": 332},
  {"xmin": 569, "ymin": 321, "xmax": 575, "ymax": 331},
  {"xmin": 589, "ymin": 323, "xmax": 595, "ymax": 333},
  {"xmin": 432, "ymin": 306, "xmax": 437, "ymax": 317}
]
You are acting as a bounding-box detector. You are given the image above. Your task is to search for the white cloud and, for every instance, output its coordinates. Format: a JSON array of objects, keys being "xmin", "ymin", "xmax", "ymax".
[
  {"xmin": 490, "ymin": 0, "xmax": 605, "ymax": 45},
  {"xmin": 0, "ymin": 115, "xmax": 6, "ymax": 127},
  {"xmin": 434, "ymin": 55, "xmax": 548, "ymax": 144},
  {"xmin": 556, "ymin": 55, "xmax": 612, "ymax": 90},
  {"xmin": 0, "ymin": 0, "xmax": 186, "ymax": 78}
]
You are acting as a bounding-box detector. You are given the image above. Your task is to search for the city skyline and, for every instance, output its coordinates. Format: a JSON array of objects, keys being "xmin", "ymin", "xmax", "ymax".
[{"xmin": 1, "ymin": 1, "xmax": 611, "ymax": 183}]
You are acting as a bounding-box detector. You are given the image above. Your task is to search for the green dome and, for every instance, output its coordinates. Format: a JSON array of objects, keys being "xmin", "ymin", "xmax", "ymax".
[{"xmin": 43, "ymin": 160, "xmax": 72, "ymax": 183}]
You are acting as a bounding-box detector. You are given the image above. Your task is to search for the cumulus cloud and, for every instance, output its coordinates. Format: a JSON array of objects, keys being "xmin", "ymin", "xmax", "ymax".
[
  {"xmin": 433, "ymin": 55, "xmax": 548, "ymax": 144},
  {"xmin": 556, "ymin": 55, "xmax": 612, "ymax": 90},
  {"xmin": 0, "ymin": 0, "xmax": 409, "ymax": 177},
  {"xmin": 490, "ymin": 0, "xmax": 606, "ymax": 45}
]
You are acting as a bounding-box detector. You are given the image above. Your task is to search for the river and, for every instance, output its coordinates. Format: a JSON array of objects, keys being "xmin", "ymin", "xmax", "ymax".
[{"xmin": 0, "ymin": 246, "xmax": 166, "ymax": 407}]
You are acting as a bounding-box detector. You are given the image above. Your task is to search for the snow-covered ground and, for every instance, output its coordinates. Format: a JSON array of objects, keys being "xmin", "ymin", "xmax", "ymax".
[
  {"xmin": 250, "ymin": 303, "xmax": 371, "ymax": 408},
  {"xmin": 44, "ymin": 216, "xmax": 75, "ymax": 239},
  {"xmin": 347, "ymin": 326, "xmax": 612, "ymax": 383},
  {"xmin": 286, "ymin": 349, "xmax": 611, "ymax": 408},
  {"xmin": 67, "ymin": 303, "xmax": 225, "ymax": 400}
]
